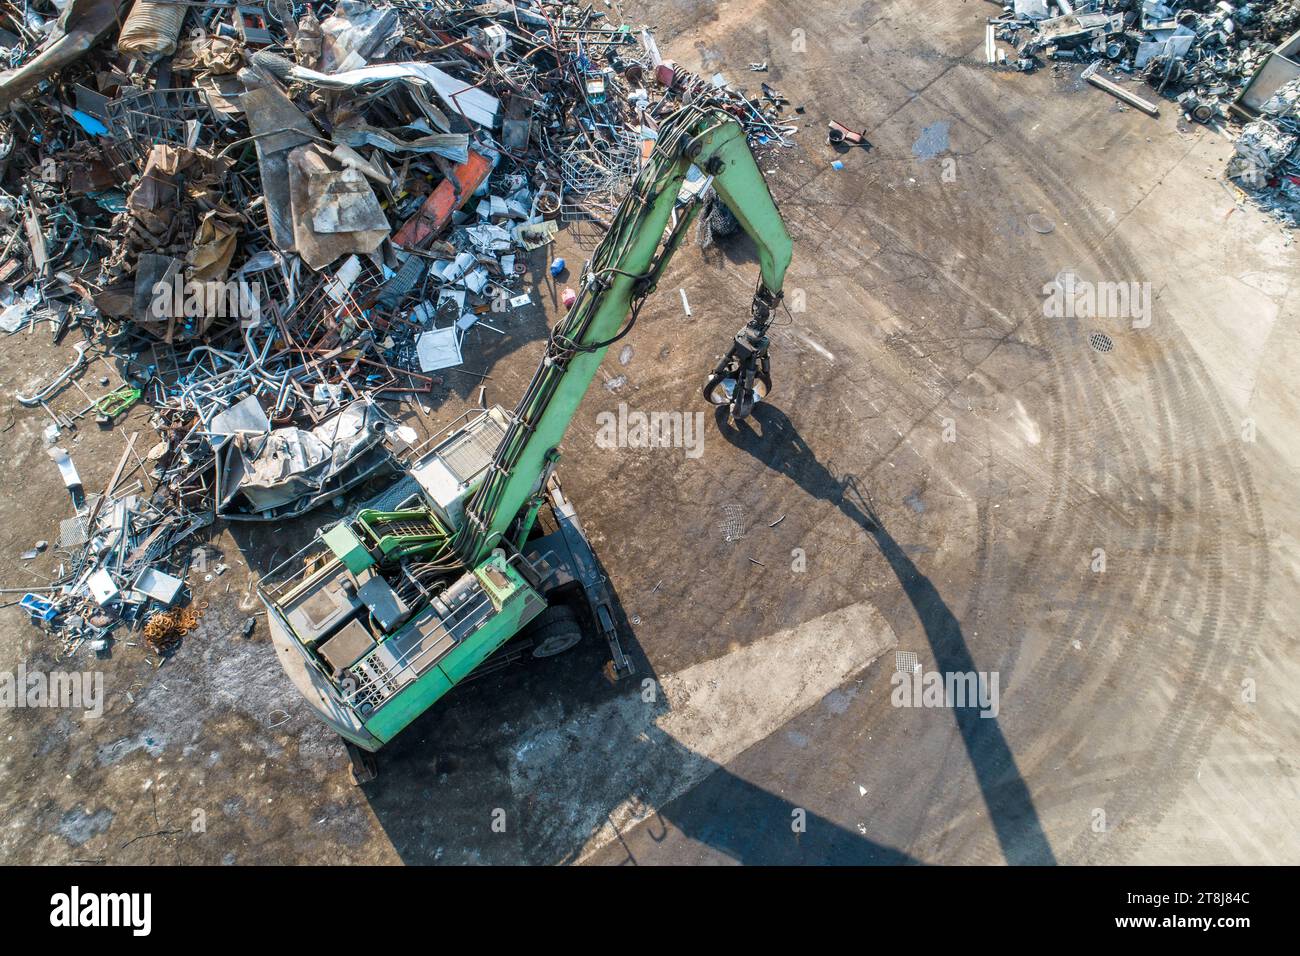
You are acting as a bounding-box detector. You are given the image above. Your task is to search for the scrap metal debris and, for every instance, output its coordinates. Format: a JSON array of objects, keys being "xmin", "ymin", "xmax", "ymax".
[
  {"xmin": 142, "ymin": 603, "xmax": 203, "ymax": 655},
  {"xmin": 988, "ymin": 1, "xmax": 1300, "ymax": 223},
  {"xmin": 1226, "ymin": 73, "xmax": 1300, "ymax": 220},
  {"xmin": 0, "ymin": 1, "xmax": 799, "ymax": 653}
]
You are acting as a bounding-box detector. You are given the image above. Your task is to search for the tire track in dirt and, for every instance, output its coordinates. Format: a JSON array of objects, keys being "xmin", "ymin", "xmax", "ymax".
[
  {"xmin": 648, "ymin": 3, "xmax": 1266, "ymax": 864},
  {"xmin": 922, "ymin": 74, "xmax": 1266, "ymax": 864}
]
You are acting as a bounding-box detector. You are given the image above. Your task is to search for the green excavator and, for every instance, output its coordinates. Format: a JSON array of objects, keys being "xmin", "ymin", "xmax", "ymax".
[{"xmin": 260, "ymin": 105, "xmax": 792, "ymax": 780}]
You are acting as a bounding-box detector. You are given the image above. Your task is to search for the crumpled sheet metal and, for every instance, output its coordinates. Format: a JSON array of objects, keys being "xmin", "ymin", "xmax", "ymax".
[
  {"xmin": 333, "ymin": 122, "xmax": 470, "ymax": 163},
  {"xmin": 217, "ymin": 398, "xmax": 392, "ymax": 517},
  {"xmin": 288, "ymin": 144, "xmax": 389, "ymax": 270},
  {"xmin": 187, "ymin": 211, "xmax": 240, "ymax": 282},
  {"xmin": 208, "ymin": 394, "xmax": 272, "ymax": 440},
  {"xmin": 250, "ymin": 52, "xmax": 501, "ymax": 129},
  {"xmin": 1261, "ymin": 74, "xmax": 1300, "ymax": 118},
  {"xmin": 241, "ymin": 82, "xmax": 319, "ymax": 254},
  {"xmin": 320, "ymin": 2, "xmax": 404, "ymax": 72},
  {"xmin": 1228, "ymin": 117, "xmax": 1300, "ymax": 179},
  {"xmin": 0, "ymin": 0, "xmax": 127, "ymax": 110}
]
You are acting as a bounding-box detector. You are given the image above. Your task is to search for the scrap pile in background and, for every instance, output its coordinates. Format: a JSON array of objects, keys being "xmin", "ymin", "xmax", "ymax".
[
  {"xmin": 987, "ymin": 0, "xmax": 1300, "ymax": 224},
  {"xmin": 0, "ymin": 0, "xmax": 797, "ymax": 654}
]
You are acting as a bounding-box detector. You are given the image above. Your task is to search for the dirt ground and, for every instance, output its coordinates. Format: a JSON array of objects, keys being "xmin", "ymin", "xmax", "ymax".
[{"xmin": 1, "ymin": 0, "xmax": 1297, "ymax": 865}]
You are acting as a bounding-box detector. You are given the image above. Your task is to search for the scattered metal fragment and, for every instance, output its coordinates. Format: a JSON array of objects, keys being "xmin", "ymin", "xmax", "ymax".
[
  {"xmin": 1027, "ymin": 213, "xmax": 1056, "ymax": 234},
  {"xmin": 1082, "ymin": 61, "xmax": 1161, "ymax": 116},
  {"xmin": 721, "ymin": 502, "xmax": 746, "ymax": 542},
  {"xmin": 827, "ymin": 120, "xmax": 870, "ymax": 148}
]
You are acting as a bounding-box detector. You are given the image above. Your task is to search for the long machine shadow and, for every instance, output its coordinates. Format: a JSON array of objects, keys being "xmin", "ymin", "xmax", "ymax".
[
  {"xmin": 359, "ymin": 544, "xmax": 917, "ymax": 864},
  {"xmin": 604, "ymin": 774, "xmax": 918, "ymax": 865},
  {"xmin": 714, "ymin": 403, "xmax": 1057, "ymax": 865}
]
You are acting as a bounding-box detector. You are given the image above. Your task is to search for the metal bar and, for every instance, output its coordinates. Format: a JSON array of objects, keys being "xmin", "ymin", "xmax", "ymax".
[{"xmin": 1081, "ymin": 62, "xmax": 1160, "ymax": 116}]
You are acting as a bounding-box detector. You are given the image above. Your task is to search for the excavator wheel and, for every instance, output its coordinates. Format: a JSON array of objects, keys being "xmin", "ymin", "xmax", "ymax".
[
  {"xmin": 344, "ymin": 740, "xmax": 378, "ymax": 785},
  {"xmin": 526, "ymin": 603, "xmax": 585, "ymax": 658}
]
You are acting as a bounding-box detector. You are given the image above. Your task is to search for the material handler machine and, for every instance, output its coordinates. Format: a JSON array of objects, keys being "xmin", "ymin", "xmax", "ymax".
[{"xmin": 260, "ymin": 106, "xmax": 792, "ymax": 779}]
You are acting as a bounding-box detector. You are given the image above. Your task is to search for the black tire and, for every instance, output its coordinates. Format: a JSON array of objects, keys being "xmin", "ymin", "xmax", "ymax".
[
  {"xmin": 344, "ymin": 740, "xmax": 378, "ymax": 785},
  {"xmin": 526, "ymin": 603, "xmax": 585, "ymax": 658}
]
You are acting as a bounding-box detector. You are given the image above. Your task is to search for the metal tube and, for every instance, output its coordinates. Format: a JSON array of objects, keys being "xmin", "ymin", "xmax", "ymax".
[{"xmin": 1082, "ymin": 62, "xmax": 1160, "ymax": 116}]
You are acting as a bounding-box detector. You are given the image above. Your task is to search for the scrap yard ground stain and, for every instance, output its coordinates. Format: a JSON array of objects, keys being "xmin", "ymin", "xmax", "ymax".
[{"xmin": 912, "ymin": 121, "xmax": 951, "ymax": 160}]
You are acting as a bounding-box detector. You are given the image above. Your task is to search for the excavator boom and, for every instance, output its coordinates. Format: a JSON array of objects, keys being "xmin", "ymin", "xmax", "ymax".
[{"xmin": 455, "ymin": 105, "xmax": 792, "ymax": 566}]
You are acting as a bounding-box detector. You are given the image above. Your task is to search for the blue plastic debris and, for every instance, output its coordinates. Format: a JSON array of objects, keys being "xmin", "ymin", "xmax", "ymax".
[
  {"xmin": 20, "ymin": 594, "xmax": 57, "ymax": 622},
  {"xmin": 550, "ymin": 257, "xmax": 566, "ymax": 277},
  {"xmin": 88, "ymin": 190, "xmax": 128, "ymax": 213},
  {"xmin": 69, "ymin": 110, "xmax": 109, "ymax": 137},
  {"xmin": 831, "ymin": 160, "xmax": 845, "ymax": 170}
]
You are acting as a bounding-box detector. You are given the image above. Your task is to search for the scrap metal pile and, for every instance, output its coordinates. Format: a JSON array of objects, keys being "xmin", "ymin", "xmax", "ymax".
[
  {"xmin": 0, "ymin": 0, "xmax": 797, "ymax": 654},
  {"xmin": 1225, "ymin": 73, "xmax": 1300, "ymax": 216},
  {"xmin": 988, "ymin": 0, "xmax": 1300, "ymax": 223}
]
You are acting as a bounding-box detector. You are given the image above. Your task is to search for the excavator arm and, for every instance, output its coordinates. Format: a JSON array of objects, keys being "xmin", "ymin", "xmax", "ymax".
[{"xmin": 451, "ymin": 104, "xmax": 792, "ymax": 567}]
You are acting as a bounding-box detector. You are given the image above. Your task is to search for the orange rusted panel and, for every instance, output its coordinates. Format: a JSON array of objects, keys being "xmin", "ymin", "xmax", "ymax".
[{"xmin": 392, "ymin": 149, "xmax": 494, "ymax": 249}]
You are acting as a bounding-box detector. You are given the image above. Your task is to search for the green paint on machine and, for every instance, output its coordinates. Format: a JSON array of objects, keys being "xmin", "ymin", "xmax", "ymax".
[{"xmin": 362, "ymin": 554, "xmax": 543, "ymax": 743}]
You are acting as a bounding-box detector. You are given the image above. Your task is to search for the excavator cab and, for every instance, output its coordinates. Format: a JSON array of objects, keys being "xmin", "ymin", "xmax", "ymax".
[{"xmin": 260, "ymin": 406, "xmax": 631, "ymax": 780}]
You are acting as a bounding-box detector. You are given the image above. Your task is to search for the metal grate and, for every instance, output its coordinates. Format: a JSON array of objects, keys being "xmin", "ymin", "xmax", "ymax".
[
  {"xmin": 895, "ymin": 651, "xmax": 921, "ymax": 674},
  {"xmin": 720, "ymin": 502, "xmax": 746, "ymax": 542},
  {"xmin": 367, "ymin": 515, "xmax": 441, "ymax": 539},
  {"xmin": 58, "ymin": 514, "xmax": 88, "ymax": 549},
  {"xmin": 344, "ymin": 579, "xmax": 495, "ymax": 714},
  {"xmin": 360, "ymin": 474, "xmax": 420, "ymax": 513},
  {"xmin": 438, "ymin": 414, "xmax": 507, "ymax": 484},
  {"xmin": 1089, "ymin": 331, "xmax": 1115, "ymax": 353},
  {"xmin": 559, "ymin": 129, "xmax": 642, "ymax": 225},
  {"xmin": 351, "ymin": 649, "xmax": 400, "ymax": 715},
  {"xmin": 104, "ymin": 88, "xmax": 220, "ymax": 165}
]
